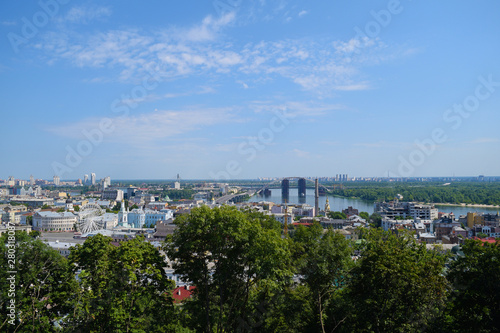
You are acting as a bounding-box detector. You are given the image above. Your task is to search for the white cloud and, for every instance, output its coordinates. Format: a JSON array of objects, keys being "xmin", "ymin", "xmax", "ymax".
[
  {"xmin": 46, "ymin": 107, "xmax": 238, "ymax": 146},
  {"xmin": 116, "ymin": 86, "xmax": 215, "ymax": 106},
  {"xmin": 298, "ymin": 10, "xmax": 308, "ymax": 17},
  {"xmin": 35, "ymin": 11, "xmax": 411, "ymax": 94},
  {"xmin": 292, "ymin": 149, "xmax": 310, "ymax": 158},
  {"xmin": 467, "ymin": 137, "xmax": 500, "ymax": 144},
  {"xmin": 59, "ymin": 6, "xmax": 112, "ymax": 24},
  {"xmin": 182, "ymin": 12, "xmax": 236, "ymax": 42},
  {"xmin": 250, "ymin": 100, "xmax": 345, "ymax": 117},
  {"xmin": 237, "ymin": 80, "xmax": 249, "ymax": 89}
]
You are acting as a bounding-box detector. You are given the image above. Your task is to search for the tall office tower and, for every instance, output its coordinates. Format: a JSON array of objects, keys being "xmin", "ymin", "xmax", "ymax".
[
  {"xmin": 84, "ymin": 174, "xmax": 89, "ymax": 184},
  {"xmin": 104, "ymin": 176, "xmax": 111, "ymax": 187},
  {"xmin": 30, "ymin": 175, "xmax": 34, "ymax": 185},
  {"xmin": 53, "ymin": 175, "xmax": 60, "ymax": 186},
  {"xmin": 298, "ymin": 178, "xmax": 306, "ymax": 197},
  {"xmin": 91, "ymin": 173, "xmax": 96, "ymax": 185}
]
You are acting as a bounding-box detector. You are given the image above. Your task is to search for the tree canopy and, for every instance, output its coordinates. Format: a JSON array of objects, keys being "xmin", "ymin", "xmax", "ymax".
[{"xmin": 1, "ymin": 208, "xmax": 499, "ymax": 332}]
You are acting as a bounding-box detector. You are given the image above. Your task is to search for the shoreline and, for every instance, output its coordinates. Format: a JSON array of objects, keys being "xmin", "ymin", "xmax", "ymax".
[{"xmin": 432, "ymin": 202, "xmax": 500, "ymax": 209}]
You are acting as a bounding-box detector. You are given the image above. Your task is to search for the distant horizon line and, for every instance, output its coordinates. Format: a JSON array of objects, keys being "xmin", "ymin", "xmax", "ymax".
[{"xmin": 4, "ymin": 176, "xmax": 500, "ymax": 182}]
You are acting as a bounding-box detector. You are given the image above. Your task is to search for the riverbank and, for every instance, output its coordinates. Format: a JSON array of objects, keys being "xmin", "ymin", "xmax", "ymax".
[{"xmin": 432, "ymin": 203, "xmax": 500, "ymax": 209}]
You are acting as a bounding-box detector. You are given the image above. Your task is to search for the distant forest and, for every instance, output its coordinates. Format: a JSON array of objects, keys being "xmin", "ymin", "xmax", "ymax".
[{"xmin": 328, "ymin": 182, "xmax": 500, "ymax": 205}]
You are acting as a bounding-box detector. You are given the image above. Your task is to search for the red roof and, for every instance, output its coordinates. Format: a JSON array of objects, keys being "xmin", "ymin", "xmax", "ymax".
[
  {"xmin": 292, "ymin": 222, "xmax": 313, "ymax": 227},
  {"xmin": 172, "ymin": 285, "xmax": 196, "ymax": 303},
  {"xmin": 471, "ymin": 237, "xmax": 498, "ymax": 244}
]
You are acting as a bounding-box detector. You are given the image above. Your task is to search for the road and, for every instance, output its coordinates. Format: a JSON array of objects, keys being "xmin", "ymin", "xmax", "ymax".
[{"xmin": 215, "ymin": 191, "xmax": 254, "ymax": 204}]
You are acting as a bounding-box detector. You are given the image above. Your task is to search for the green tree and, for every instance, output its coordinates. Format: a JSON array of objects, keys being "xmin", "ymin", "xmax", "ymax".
[
  {"xmin": 64, "ymin": 234, "xmax": 179, "ymax": 332},
  {"xmin": 369, "ymin": 213, "xmax": 382, "ymax": 228},
  {"xmin": 327, "ymin": 211, "xmax": 347, "ymax": 220},
  {"xmin": 113, "ymin": 201, "xmax": 121, "ymax": 212},
  {"xmin": 346, "ymin": 229, "xmax": 448, "ymax": 332},
  {"xmin": 165, "ymin": 206, "xmax": 291, "ymax": 333},
  {"xmin": 0, "ymin": 231, "xmax": 76, "ymax": 332},
  {"xmin": 359, "ymin": 211, "xmax": 370, "ymax": 221},
  {"xmin": 295, "ymin": 226, "xmax": 353, "ymax": 332},
  {"xmin": 73, "ymin": 205, "xmax": 80, "ymax": 212},
  {"xmin": 445, "ymin": 239, "xmax": 500, "ymax": 332}
]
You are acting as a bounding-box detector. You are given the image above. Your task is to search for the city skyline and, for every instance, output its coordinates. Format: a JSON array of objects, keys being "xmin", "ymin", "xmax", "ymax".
[{"xmin": 1, "ymin": 1, "xmax": 500, "ymax": 179}]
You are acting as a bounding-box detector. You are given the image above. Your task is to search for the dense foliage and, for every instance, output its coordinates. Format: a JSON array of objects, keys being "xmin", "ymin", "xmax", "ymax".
[
  {"xmin": 1, "ymin": 209, "xmax": 499, "ymax": 332},
  {"xmin": 161, "ymin": 189, "xmax": 195, "ymax": 201},
  {"xmin": 328, "ymin": 181, "xmax": 500, "ymax": 205}
]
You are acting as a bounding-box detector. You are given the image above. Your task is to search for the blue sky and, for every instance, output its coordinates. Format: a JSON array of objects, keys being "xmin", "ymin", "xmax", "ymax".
[{"xmin": 1, "ymin": 0, "xmax": 499, "ymax": 180}]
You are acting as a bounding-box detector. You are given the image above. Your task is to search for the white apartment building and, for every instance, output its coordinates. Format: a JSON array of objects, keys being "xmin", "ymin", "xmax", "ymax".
[{"xmin": 409, "ymin": 203, "xmax": 438, "ymax": 220}]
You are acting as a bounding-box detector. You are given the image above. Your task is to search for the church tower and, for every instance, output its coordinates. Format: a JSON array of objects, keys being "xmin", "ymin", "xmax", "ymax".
[{"xmin": 118, "ymin": 200, "xmax": 129, "ymax": 227}]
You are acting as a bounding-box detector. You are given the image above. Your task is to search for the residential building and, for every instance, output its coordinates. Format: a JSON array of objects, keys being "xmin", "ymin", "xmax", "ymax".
[
  {"xmin": 342, "ymin": 206, "xmax": 359, "ymax": 217},
  {"xmin": 375, "ymin": 201, "xmax": 438, "ymax": 220},
  {"xmin": 409, "ymin": 203, "xmax": 438, "ymax": 220},
  {"xmin": 45, "ymin": 241, "xmax": 76, "ymax": 257},
  {"xmin": 102, "ymin": 189, "xmax": 124, "ymax": 202},
  {"xmin": 0, "ymin": 224, "xmax": 32, "ymax": 236},
  {"xmin": 153, "ymin": 219, "xmax": 176, "ymax": 240},
  {"xmin": 466, "ymin": 212, "xmax": 484, "ymax": 228}
]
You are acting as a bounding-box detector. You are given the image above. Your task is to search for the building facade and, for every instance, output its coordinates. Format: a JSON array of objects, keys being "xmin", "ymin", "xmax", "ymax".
[{"xmin": 33, "ymin": 211, "xmax": 77, "ymax": 232}]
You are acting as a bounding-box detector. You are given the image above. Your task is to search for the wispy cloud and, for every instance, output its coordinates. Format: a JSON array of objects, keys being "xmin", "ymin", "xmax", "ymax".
[
  {"xmin": 46, "ymin": 107, "xmax": 238, "ymax": 146},
  {"xmin": 116, "ymin": 86, "xmax": 215, "ymax": 107},
  {"xmin": 180, "ymin": 12, "xmax": 236, "ymax": 42},
  {"xmin": 298, "ymin": 10, "xmax": 308, "ymax": 17},
  {"xmin": 292, "ymin": 149, "xmax": 310, "ymax": 158},
  {"xmin": 58, "ymin": 5, "xmax": 112, "ymax": 24},
  {"xmin": 34, "ymin": 10, "xmax": 411, "ymax": 94},
  {"xmin": 250, "ymin": 100, "xmax": 345, "ymax": 117},
  {"xmin": 353, "ymin": 141, "xmax": 406, "ymax": 149},
  {"xmin": 467, "ymin": 137, "xmax": 500, "ymax": 144}
]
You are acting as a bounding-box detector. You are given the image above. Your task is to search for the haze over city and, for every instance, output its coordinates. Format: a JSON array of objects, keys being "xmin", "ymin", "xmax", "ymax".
[{"xmin": 1, "ymin": 1, "xmax": 499, "ymax": 179}]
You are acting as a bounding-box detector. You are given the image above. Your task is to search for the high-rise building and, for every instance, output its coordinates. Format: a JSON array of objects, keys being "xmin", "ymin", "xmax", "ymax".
[
  {"xmin": 53, "ymin": 175, "xmax": 60, "ymax": 186},
  {"xmin": 102, "ymin": 176, "xmax": 111, "ymax": 189},
  {"xmin": 84, "ymin": 174, "xmax": 89, "ymax": 184},
  {"xmin": 30, "ymin": 175, "xmax": 34, "ymax": 186},
  {"xmin": 91, "ymin": 173, "xmax": 96, "ymax": 185}
]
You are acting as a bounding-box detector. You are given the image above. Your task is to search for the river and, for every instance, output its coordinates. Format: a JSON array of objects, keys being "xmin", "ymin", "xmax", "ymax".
[
  {"xmin": 247, "ymin": 189, "xmax": 500, "ymax": 217},
  {"xmin": 248, "ymin": 189, "xmax": 374, "ymax": 213}
]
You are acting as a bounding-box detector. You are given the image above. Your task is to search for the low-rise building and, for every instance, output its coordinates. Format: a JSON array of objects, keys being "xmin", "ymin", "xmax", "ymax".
[
  {"xmin": 153, "ymin": 219, "xmax": 176, "ymax": 240},
  {"xmin": 102, "ymin": 189, "xmax": 124, "ymax": 202},
  {"xmin": 45, "ymin": 241, "xmax": 76, "ymax": 257},
  {"xmin": 33, "ymin": 211, "xmax": 77, "ymax": 232},
  {"xmin": 0, "ymin": 224, "xmax": 32, "ymax": 236}
]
